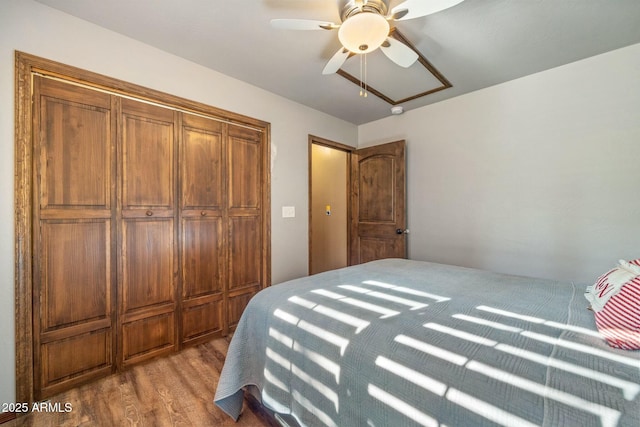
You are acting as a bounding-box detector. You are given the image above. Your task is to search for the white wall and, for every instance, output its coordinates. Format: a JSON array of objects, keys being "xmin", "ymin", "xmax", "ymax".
[
  {"xmin": 359, "ymin": 42, "xmax": 640, "ymax": 285},
  {"xmin": 0, "ymin": 0, "xmax": 357, "ymax": 406},
  {"xmin": 3, "ymin": 0, "xmax": 638, "ymax": 410}
]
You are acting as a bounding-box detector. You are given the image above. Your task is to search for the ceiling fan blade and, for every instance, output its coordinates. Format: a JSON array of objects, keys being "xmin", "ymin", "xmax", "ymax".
[
  {"xmin": 322, "ymin": 48, "xmax": 350, "ymax": 75},
  {"xmin": 380, "ymin": 38, "xmax": 418, "ymax": 68},
  {"xmin": 270, "ymin": 18, "xmax": 339, "ymax": 31},
  {"xmin": 390, "ymin": 0, "xmax": 465, "ymax": 21}
]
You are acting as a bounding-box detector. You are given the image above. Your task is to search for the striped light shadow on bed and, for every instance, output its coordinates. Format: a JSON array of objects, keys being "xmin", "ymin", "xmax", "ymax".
[
  {"xmin": 394, "ymin": 334, "xmax": 469, "ymax": 366},
  {"xmin": 263, "ymin": 327, "xmax": 343, "ymax": 427},
  {"xmin": 465, "ymin": 361, "xmax": 620, "ymax": 427},
  {"xmin": 291, "ymin": 390, "xmax": 338, "ymax": 427},
  {"xmin": 263, "ymin": 340, "xmax": 341, "ymax": 427},
  {"xmin": 263, "ymin": 275, "xmax": 634, "ymax": 427},
  {"xmin": 367, "ymin": 296, "xmax": 638, "ymax": 427},
  {"xmin": 361, "ymin": 280, "xmax": 451, "ymax": 303},
  {"xmin": 269, "ymin": 326, "xmax": 342, "ymax": 385},
  {"xmin": 272, "ymin": 308, "xmax": 350, "ymax": 356},
  {"xmin": 443, "ymin": 388, "xmax": 540, "ymax": 427},
  {"xmin": 520, "ymin": 331, "xmax": 638, "ymax": 367},
  {"xmin": 337, "ymin": 285, "xmax": 429, "ymax": 310},
  {"xmin": 287, "ymin": 296, "xmax": 371, "ymax": 334},
  {"xmin": 259, "ymin": 279, "xmax": 445, "ymax": 427},
  {"xmin": 368, "ymin": 384, "xmax": 440, "ymax": 427},
  {"xmin": 311, "ymin": 288, "xmax": 401, "ymax": 318},
  {"xmin": 365, "ymin": 304, "xmax": 635, "ymax": 427},
  {"xmin": 451, "ymin": 314, "xmax": 640, "ymax": 400},
  {"xmin": 369, "ymin": 355, "xmax": 541, "ymax": 427},
  {"xmin": 475, "ymin": 305, "xmax": 603, "ymax": 337},
  {"xmin": 472, "ymin": 306, "xmax": 638, "ymax": 367},
  {"xmin": 263, "ymin": 299, "xmax": 363, "ymax": 427},
  {"xmin": 289, "ymin": 364, "xmax": 339, "ymax": 412},
  {"xmin": 375, "ymin": 356, "xmax": 448, "ymax": 397},
  {"xmin": 433, "ymin": 324, "xmax": 627, "ymax": 425}
]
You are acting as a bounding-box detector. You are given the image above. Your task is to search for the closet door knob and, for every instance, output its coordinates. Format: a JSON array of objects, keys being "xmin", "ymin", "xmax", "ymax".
[
  {"xmin": 146, "ymin": 210, "xmax": 153, "ymax": 216},
  {"xmin": 201, "ymin": 211, "xmax": 207, "ymax": 217}
]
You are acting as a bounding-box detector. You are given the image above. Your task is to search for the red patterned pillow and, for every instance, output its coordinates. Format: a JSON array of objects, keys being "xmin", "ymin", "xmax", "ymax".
[{"xmin": 586, "ymin": 259, "xmax": 640, "ymax": 350}]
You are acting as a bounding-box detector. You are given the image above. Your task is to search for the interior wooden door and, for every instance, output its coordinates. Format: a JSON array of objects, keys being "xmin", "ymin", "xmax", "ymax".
[
  {"xmin": 349, "ymin": 140, "xmax": 407, "ymax": 264},
  {"xmin": 180, "ymin": 113, "xmax": 226, "ymax": 345},
  {"xmin": 33, "ymin": 76, "xmax": 116, "ymax": 399},
  {"xmin": 118, "ymin": 98, "xmax": 178, "ymax": 368}
]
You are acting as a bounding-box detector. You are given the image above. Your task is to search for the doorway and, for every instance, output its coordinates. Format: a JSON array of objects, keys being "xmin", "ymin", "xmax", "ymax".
[
  {"xmin": 308, "ymin": 136, "xmax": 353, "ymax": 275},
  {"xmin": 309, "ymin": 136, "xmax": 407, "ymax": 275}
]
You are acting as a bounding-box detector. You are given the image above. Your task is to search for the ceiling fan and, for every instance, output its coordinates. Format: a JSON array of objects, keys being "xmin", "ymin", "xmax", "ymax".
[{"xmin": 271, "ymin": 0, "xmax": 464, "ymax": 75}]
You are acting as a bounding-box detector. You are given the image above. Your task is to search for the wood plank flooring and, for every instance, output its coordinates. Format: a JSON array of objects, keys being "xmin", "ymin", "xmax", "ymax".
[{"xmin": 6, "ymin": 337, "xmax": 273, "ymax": 427}]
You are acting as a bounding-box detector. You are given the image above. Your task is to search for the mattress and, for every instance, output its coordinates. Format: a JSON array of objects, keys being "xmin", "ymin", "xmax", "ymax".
[{"xmin": 214, "ymin": 259, "xmax": 640, "ymax": 427}]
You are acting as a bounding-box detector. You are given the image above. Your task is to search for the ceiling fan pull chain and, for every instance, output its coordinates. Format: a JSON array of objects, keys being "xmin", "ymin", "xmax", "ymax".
[
  {"xmin": 364, "ymin": 53, "xmax": 368, "ymax": 97},
  {"xmin": 359, "ymin": 53, "xmax": 369, "ymax": 98},
  {"xmin": 359, "ymin": 53, "xmax": 364, "ymax": 96}
]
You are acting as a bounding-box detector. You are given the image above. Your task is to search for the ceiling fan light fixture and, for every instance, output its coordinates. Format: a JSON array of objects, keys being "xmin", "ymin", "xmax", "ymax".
[{"xmin": 338, "ymin": 12, "xmax": 390, "ymax": 54}]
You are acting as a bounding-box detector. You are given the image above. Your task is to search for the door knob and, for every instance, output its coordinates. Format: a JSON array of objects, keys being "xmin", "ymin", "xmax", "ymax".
[{"xmin": 396, "ymin": 228, "xmax": 409, "ymax": 235}]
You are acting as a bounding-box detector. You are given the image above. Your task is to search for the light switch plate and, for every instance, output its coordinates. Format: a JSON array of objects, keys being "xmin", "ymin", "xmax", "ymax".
[{"xmin": 282, "ymin": 206, "xmax": 296, "ymax": 218}]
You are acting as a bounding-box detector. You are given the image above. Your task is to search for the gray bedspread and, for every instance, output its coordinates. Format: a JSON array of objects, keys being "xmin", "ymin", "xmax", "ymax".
[{"xmin": 214, "ymin": 259, "xmax": 640, "ymax": 427}]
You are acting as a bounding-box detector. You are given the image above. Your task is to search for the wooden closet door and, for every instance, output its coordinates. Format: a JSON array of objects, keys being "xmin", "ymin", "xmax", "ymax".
[
  {"xmin": 180, "ymin": 114, "xmax": 225, "ymax": 344},
  {"xmin": 227, "ymin": 125, "xmax": 264, "ymax": 330},
  {"xmin": 119, "ymin": 98, "xmax": 177, "ymax": 368},
  {"xmin": 33, "ymin": 76, "xmax": 116, "ymax": 399}
]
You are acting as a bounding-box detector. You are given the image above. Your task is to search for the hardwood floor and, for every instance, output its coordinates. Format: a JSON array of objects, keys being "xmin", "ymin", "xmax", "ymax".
[{"xmin": 6, "ymin": 337, "xmax": 273, "ymax": 427}]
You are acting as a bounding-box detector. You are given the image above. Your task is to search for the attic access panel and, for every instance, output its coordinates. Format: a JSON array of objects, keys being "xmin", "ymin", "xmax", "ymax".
[{"xmin": 337, "ymin": 29, "xmax": 451, "ymax": 105}]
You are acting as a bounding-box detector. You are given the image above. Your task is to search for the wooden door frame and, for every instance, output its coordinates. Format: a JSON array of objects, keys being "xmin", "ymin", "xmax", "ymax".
[
  {"xmin": 308, "ymin": 135, "xmax": 355, "ymax": 274},
  {"xmin": 14, "ymin": 51, "xmax": 271, "ymax": 404}
]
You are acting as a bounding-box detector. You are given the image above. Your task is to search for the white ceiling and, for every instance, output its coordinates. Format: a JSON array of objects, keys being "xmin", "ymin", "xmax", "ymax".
[{"xmin": 34, "ymin": 0, "xmax": 640, "ymax": 125}]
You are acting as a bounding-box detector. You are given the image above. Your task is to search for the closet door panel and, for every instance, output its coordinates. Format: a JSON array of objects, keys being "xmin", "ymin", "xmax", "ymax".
[
  {"xmin": 41, "ymin": 330, "xmax": 111, "ymax": 393},
  {"xmin": 179, "ymin": 114, "xmax": 226, "ymax": 344},
  {"xmin": 227, "ymin": 124, "xmax": 262, "ymax": 288},
  {"xmin": 228, "ymin": 216, "xmax": 261, "ymax": 328},
  {"xmin": 119, "ymin": 99, "xmax": 177, "ymax": 366},
  {"xmin": 181, "ymin": 115, "xmax": 224, "ymax": 210},
  {"xmin": 182, "ymin": 218, "xmax": 223, "ymax": 298},
  {"xmin": 33, "ymin": 76, "xmax": 116, "ymax": 399},
  {"xmin": 121, "ymin": 219, "xmax": 175, "ymax": 311},
  {"xmin": 120, "ymin": 218, "xmax": 176, "ymax": 365},
  {"xmin": 38, "ymin": 220, "xmax": 113, "ymax": 397},
  {"xmin": 180, "ymin": 216, "xmax": 224, "ymax": 343},
  {"xmin": 182, "ymin": 299, "xmax": 223, "ymax": 342},
  {"xmin": 41, "ymin": 221, "xmax": 111, "ymax": 329},
  {"xmin": 229, "ymin": 216, "xmax": 261, "ymax": 290},
  {"xmin": 226, "ymin": 125, "xmax": 264, "ymax": 329},
  {"xmin": 122, "ymin": 312, "xmax": 175, "ymax": 365},
  {"xmin": 121, "ymin": 99, "xmax": 175, "ymax": 209},
  {"xmin": 39, "ymin": 78, "xmax": 112, "ymax": 210},
  {"xmin": 228, "ymin": 126, "xmax": 261, "ymax": 211}
]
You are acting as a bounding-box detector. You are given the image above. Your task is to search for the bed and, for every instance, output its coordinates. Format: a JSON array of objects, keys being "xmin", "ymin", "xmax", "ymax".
[{"xmin": 214, "ymin": 259, "xmax": 640, "ymax": 427}]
